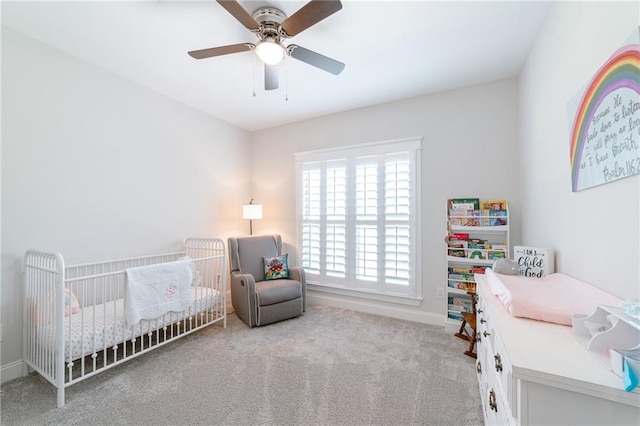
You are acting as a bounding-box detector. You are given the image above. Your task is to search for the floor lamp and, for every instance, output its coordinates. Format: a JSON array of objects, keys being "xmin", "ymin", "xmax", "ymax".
[{"xmin": 242, "ymin": 199, "xmax": 263, "ymax": 236}]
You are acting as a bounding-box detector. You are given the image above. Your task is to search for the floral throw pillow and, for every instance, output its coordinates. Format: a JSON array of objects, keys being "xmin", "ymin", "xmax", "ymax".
[{"xmin": 264, "ymin": 254, "xmax": 289, "ymax": 281}]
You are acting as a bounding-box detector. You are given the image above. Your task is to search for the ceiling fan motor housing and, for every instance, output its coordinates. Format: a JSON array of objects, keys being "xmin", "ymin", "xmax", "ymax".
[
  {"xmin": 252, "ymin": 7, "xmax": 288, "ymax": 42},
  {"xmin": 252, "ymin": 7, "xmax": 286, "ymax": 25}
]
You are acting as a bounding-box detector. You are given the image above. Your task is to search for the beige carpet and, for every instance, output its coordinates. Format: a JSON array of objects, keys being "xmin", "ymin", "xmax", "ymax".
[{"xmin": 1, "ymin": 305, "xmax": 483, "ymax": 425}]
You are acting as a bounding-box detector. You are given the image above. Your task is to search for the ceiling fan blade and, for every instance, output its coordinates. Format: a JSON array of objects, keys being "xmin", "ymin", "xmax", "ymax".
[
  {"xmin": 216, "ymin": 0, "xmax": 260, "ymax": 31},
  {"xmin": 288, "ymin": 45, "xmax": 345, "ymax": 75},
  {"xmin": 280, "ymin": 0, "xmax": 342, "ymax": 37},
  {"xmin": 265, "ymin": 64, "xmax": 279, "ymax": 91},
  {"xmin": 188, "ymin": 43, "xmax": 253, "ymax": 59}
]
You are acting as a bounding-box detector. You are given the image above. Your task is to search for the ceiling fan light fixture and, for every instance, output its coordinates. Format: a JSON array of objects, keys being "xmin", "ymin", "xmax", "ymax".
[{"xmin": 255, "ymin": 39, "xmax": 285, "ymax": 65}]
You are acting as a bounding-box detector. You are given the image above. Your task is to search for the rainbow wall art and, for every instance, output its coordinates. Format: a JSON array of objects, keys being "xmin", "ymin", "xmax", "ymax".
[{"xmin": 568, "ymin": 28, "xmax": 640, "ymax": 192}]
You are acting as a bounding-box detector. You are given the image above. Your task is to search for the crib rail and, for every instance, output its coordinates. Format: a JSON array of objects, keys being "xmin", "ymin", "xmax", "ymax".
[
  {"xmin": 23, "ymin": 250, "xmax": 66, "ymax": 407},
  {"xmin": 23, "ymin": 238, "xmax": 227, "ymax": 408}
]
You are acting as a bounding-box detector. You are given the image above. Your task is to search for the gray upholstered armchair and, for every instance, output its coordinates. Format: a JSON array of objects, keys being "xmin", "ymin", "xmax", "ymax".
[{"xmin": 228, "ymin": 234, "xmax": 306, "ymax": 327}]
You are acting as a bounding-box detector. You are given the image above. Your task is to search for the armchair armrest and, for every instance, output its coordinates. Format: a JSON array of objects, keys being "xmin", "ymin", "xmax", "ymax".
[
  {"xmin": 288, "ymin": 266, "xmax": 305, "ymax": 283},
  {"xmin": 230, "ymin": 271, "xmax": 258, "ymax": 327},
  {"xmin": 289, "ymin": 266, "xmax": 307, "ymax": 312}
]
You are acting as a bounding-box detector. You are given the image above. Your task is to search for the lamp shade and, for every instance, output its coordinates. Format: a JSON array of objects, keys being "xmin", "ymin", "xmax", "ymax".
[{"xmin": 242, "ymin": 204, "xmax": 263, "ymax": 220}]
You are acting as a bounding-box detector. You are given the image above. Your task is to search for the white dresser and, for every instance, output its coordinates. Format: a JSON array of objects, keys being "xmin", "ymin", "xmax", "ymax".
[{"xmin": 475, "ymin": 274, "xmax": 640, "ymax": 425}]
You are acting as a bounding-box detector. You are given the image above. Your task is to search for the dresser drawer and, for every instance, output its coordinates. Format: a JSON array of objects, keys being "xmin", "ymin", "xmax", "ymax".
[
  {"xmin": 492, "ymin": 331, "xmax": 516, "ymax": 418},
  {"xmin": 476, "ymin": 294, "xmax": 495, "ymax": 348},
  {"xmin": 481, "ymin": 352, "xmax": 514, "ymax": 426},
  {"xmin": 475, "ymin": 288, "xmax": 516, "ymax": 424}
]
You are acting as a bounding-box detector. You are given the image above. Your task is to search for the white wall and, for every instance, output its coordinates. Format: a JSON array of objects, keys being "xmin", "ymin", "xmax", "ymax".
[
  {"xmin": 1, "ymin": 28, "xmax": 251, "ymax": 381},
  {"xmin": 519, "ymin": 2, "xmax": 639, "ymax": 299},
  {"xmin": 250, "ymin": 78, "xmax": 521, "ymax": 322}
]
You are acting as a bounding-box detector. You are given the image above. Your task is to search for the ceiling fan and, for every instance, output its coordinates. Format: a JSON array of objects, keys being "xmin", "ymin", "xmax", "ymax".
[{"xmin": 188, "ymin": 0, "xmax": 345, "ymax": 91}]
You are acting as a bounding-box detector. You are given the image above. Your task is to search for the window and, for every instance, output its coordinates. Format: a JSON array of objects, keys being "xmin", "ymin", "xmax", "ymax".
[{"xmin": 295, "ymin": 137, "xmax": 422, "ymax": 302}]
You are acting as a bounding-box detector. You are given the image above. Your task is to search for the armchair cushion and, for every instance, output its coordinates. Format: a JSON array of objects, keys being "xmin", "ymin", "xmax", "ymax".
[
  {"xmin": 263, "ymin": 253, "xmax": 289, "ymax": 280},
  {"xmin": 232, "ymin": 235, "xmax": 281, "ymax": 282},
  {"xmin": 256, "ymin": 279, "xmax": 302, "ymax": 306}
]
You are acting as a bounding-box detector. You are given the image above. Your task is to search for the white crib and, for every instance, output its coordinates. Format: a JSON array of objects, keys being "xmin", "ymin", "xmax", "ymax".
[{"xmin": 22, "ymin": 238, "xmax": 227, "ymax": 408}]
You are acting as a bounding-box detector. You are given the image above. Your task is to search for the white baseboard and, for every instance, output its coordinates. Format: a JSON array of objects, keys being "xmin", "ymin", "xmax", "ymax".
[
  {"xmin": 308, "ymin": 291, "xmax": 446, "ymax": 327},
  {"xmin": 1, "ymin": 359, "xmax": 25, "ymax": 384}
]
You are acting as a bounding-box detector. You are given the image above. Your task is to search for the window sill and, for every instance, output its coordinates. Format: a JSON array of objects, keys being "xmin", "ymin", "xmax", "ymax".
[{"xmin": 307, "ymin": 283, "xmax": 423, "ymax": 307}]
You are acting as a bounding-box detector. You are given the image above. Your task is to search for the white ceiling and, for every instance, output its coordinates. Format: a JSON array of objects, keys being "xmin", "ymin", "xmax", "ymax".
[{"xmin": 2, "ymin": 0, "xmax": 551, "ymax": 131}]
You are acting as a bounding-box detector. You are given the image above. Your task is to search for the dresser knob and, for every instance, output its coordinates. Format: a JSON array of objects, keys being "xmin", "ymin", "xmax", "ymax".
[
  {"xmin": 494, "ymin": 353, "xmax": 503, "ymax": 372},
  {"xmin": 489, "ymin": 389, "xmax": 498, "ymax": 412},
  {"xmin": 476, "ymin": 334, "xmax": 482, "ymax": 343},
  {"xmin": 476, "ymin": 361, "xmax": 482, "ymax": 374},
  {"xmin": 483, "ymin": 330, "xmax": 490, "ymax": 337},
  {"xmin": 477, "ymin": 309, "xmax": 483, "ymax": 313},
  {"xmin": 480, "ymin": 318, "xmax": 486, "ymax": 324}
]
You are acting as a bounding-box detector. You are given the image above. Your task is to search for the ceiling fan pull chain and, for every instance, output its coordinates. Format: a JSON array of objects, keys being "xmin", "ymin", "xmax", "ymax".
[
  {"xmin": 252, "ymin": 51, "xmax": 257, "ymax": 97},
  {"xmin": 285, "ymin": 61, "xmax": 289, "ymax": 101}
]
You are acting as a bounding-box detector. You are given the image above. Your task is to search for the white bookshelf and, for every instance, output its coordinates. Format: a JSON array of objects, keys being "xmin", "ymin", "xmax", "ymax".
[{"xmin": 445, "ymin": 198, "xmax": 510, "ymax": 332}]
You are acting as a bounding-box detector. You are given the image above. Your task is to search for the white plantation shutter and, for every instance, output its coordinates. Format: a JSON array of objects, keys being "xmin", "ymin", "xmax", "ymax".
[
  {"xmin": 355, "ymin": 156, "xmax": 378, "ymax": 283},
  {"xmin": 326, "ymin": 224, "xmax": 346, "ymax": 277},
  {"xmin": 325, "ymin": 161, "xmax": 347, "ymax": 278},
  {"xmin": 301, "ymin": 165, "xmax": 321, "ymax": 274},
  {"xmin": 384, "ymin": 153, "xmax": 411, "ymax": 286},
  {"xmin": 295, "ymin": 137, "xmax": 422, "ymax": 301},
  {"xmin": 355, "ymin": 224, "xmax": 378, "ymax": 282}
]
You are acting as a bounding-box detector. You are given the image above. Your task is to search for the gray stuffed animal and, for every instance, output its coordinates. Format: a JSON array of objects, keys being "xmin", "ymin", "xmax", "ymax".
[{"xmin": 492, "ymin": 258, "xmax": 520, "ymax": 275}]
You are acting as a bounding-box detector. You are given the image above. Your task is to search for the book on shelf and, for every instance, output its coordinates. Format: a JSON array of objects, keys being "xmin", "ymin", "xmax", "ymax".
[
  {"xmin": 471, "ymin": 266, "xmax": 488, "ymax": 274},
  {"xmin": 450, "ymin": 233, "xmax": 469, "ymax": 240},
  {"xmin": 449, "ymin": 266, "xmax": 473, "ymax": 274},
  {"xmin": 448, "ymin": 312, "xmax": 464, "ymax": 322},
  {"xmin": 467, "ymin": 240, "xmax": 488, "ymax": 249},
  {"xmin": 467, "ymin": 249, "xmax": 487, "ymax": 260},
  {"xmin": 489, "ymin": 209, "xmax": 508, "ymax": 226},
  {"xmin": 488, "ymin": 251, "xmax": 506, "ymax": 259},
  {"xmin": 481, "ymin": 209, "xmax": 490, "ymax": 226},
  {"xmin": 447, "ymin": 240, "xmax": 467, "ymax": 257},
  {"xmin": 449, "ymin": 198, "xmax": 480, "ymax": 211},
  {"xmin": 465, "ymin": 210, "xmax": 480, "ymax": 226},
  {"xmin": 448, "ymin": 266, "xmax": 477, "ymax": 277},
  {"xmin": 448, "ymin": 272, "xmax": 474, "ymax": 281},
  {"xmin": 448, "ymin": 279, "xmax": 464, "ymax": 289},
  {"xmin": 480, "ymin": 200, "xmax": 507, "ymax": 210},
  {"xmin": 448, "ymin": 280, "xmax": 477, "ymax": 291},
  {"xmin": 449, "ymin": 210, "xmax": 466, "ymax": 226},
  {"xmin": 490, "ymin": 243, "xmax": 507, "ymax": 251},
  {"xmin": 448, "ymin": 297, "xmax": 473, "ymax": 313}
]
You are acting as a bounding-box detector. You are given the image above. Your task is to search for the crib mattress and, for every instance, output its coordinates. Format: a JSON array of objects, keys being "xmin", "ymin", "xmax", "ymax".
[{"xmin": 38, "ymin": 287, "xmax": 220, "ymax": 360}]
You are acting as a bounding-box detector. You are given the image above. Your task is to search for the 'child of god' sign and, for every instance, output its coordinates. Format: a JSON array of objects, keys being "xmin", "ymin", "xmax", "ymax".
[{"xmin": 513, "ymin": 246, "xmax": 555, "ymax": 277}]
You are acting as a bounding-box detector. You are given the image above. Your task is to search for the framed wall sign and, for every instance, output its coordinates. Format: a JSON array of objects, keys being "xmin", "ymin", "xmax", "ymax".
[
  {"xmin": 567, "ymin": 26, "xmax": 640, "ymax": 192},
  {"xmin": 513, "ymin": 246, "xmax": 555, "ymax": 277}
]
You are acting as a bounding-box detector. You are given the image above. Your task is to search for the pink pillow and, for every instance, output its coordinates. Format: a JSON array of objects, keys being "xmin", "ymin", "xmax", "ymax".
[
  {"xmin": 64, "ymin": 287, "xmax": 80, "ymax": 316},
  {"xmin": 485, "ymin": 269, "xmax": 621, "ymax": 326},
  {"xmin": 31, "ymin": 287, "xmax": 80, "ymax": 324}
]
